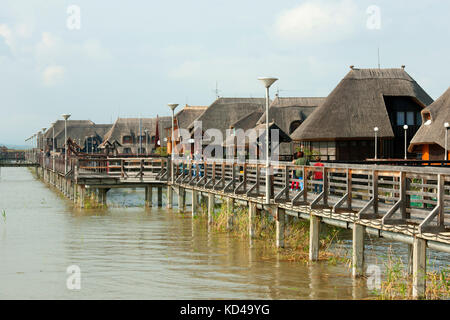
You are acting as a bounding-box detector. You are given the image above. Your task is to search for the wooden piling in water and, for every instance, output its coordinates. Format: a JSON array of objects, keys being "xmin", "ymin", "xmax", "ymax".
[
  {"xmin": 208, "ymin": 193, "xmax": 214, "ymax": 224},
  {"xmin": 145, "ymin": 186, "xmax": 152, "ymax": 207},
  {"xmin": 352, "ymin": 223, "xmax": 365, "ymax": 277},
  {"xmin": 412, "ymin": 237, "xmax": 427, "ymax": 298},
  {"xmin": 309, "ymin": 215, "xmax": 320, "ymax": 261},
  {"xmin": 226, "ymin": 197, "xmax": 234, "ymax": 230},
  {"xmin": 157, "ymin": 187, "xmax": 163, "ymax": 207},
  {"xmin": 167, "ymin": 185, "xmax": 173, "ymax": 209},
  {"xmin": 192, "ymin": 190, "xmax": 198, "ymax": 216},
  {"xmin": 248, "ymin": 202, "xmax": 256, "ymax": 239},
  {"xmin": 276, "ymin": 207, "xmax": 285, "ymax": 248}
]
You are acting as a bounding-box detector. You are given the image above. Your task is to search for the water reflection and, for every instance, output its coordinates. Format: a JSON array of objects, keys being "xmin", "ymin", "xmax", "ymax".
[{"xmin": 1, "ymin": 168, "xmax": 448, "ymax": 299}]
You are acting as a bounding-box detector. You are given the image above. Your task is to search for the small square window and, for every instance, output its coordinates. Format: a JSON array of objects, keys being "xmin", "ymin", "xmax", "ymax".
[
  {"xmin": 397, "ymin": 112, "xmax": 405, "ymax": 126},
  {"xmin": 406, "ymin": 112, "xmax": 414, "ymax": 125}
]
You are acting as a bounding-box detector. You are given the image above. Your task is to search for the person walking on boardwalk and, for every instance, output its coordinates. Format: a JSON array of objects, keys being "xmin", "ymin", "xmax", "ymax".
[{"xmin": 313, "ymin": 156, "xmax": 324, "ymax": 193}]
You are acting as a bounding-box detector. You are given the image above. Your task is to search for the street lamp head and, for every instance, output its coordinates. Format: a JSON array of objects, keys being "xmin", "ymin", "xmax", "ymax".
[
  {"xmin": 168, "ymin": 103, "xmax": 178, "ymax": 111},
  {"xmin": 445, "ymin": 122, "xmax": 450, "ymax": 128},
  {"xmin": 258, "ymin": 77, "xmax": 278, "ymax": 88},
  {"xmin": 374, "ymin": 127, "xmax": 379, "ymax": 132},
  {"xmin": 62, "ymin": 114, "xmax": 71, "ymax": 120},
  {"xmin": 403, "ymin": 124, "xmax": 408, "ymax": 130}
]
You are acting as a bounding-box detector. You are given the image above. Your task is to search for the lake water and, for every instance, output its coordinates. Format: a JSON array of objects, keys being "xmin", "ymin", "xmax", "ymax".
[{"xmin": 0, "ymin": 167, "xmax": 448, "ymax": 299}]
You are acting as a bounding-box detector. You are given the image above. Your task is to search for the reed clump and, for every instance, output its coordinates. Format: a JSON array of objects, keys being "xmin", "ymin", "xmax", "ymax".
[
  {"xmin": 203, "ymin": 198, "xmax": 342, "ymax": 262},
  {"xmin": 375, "ymin": 253, "xmax": 450, "ymax": 300}
]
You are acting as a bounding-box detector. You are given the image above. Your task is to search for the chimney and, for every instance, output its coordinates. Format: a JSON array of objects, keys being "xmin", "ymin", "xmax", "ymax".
[{"xmin": 401, "ymin": 65, "xmax": 406, "ymax": 69}]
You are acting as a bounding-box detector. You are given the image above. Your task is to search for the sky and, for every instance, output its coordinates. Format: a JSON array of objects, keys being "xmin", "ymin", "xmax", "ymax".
[{"xmin": 0, "ymin": 0, "xmax": 449, "ymax": 145}]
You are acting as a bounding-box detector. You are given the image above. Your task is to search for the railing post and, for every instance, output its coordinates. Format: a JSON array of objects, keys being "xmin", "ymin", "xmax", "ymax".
[
  {"xmin": 372, "ymin": 170, "xmax": 378, "ymax": 215},
  {"xmin": 400, "ymin": 171, "xmax": 407, "ymax": 219},
  {"xmin": 303, "ymin": 167, "xmax": 308, "ymax": 203},
  {"xmin": 437, "ymin": 174, "xmax": 444, "ymax": 227},
  {"xmin": 255, "ymin": 164, "xmax": 260, "ymax": 195},
  {"xmin": 347, "ymin": 168, "xmax": 352, "ymax": 209},
  {"xmin": 323, "ymin": 167, "xmax": 328, "ymax": 206}
]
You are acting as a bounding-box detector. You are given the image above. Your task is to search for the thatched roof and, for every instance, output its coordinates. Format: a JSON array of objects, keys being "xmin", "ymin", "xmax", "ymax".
[
  {"xmin": 54, "ymin": 122, "xmax": 112, "ymax": 146},
  {"xmin": 231, "ymin": 111, "xmax": 264, "ymax": 131},
  {"xmin": 409, "ymin": 87, "xmax": 450, "ymax": 151},
  {"xmin": 100, "ymin": 117, "xmax": 171, "ymax": 147},
  {"xmin": 188, "ymin": 97, "xmax": 266, "ymax": 136},
  {"xmin": 256, "ymin": 97, "xmax": 325, "ymax": 134},
  {"xmin": 291, "ymin": 68, "xmax": 434, "ymax": 141},
  {"xmin": 171, "ymin": 105, "xmax": 207, "ymax": 130},
  {"xmin": 223, "ymin": 121, "xmax": 291, "ymax": 147},
  {"xmin": 44, "ymin": 120, "xmax": 95, "ymax": 140}
]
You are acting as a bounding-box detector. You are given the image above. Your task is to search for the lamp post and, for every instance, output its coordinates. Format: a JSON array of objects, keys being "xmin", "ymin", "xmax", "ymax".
[
  {"xmin": 62, "ymin": 114, "xmax": 71, "ymax": 174},
  {"xmin": 258, "ymin": 77, "xmax": 278, "ymax": 204},
  {"xmin": 445, "ymin": 122, "xmax": 450, "ymax": 161},
  {"xmin": 51, "ymin": 122, "xmax": 56, "ymax": 171},
  {"xmin": 374, "ymin": 127, "xmax": 379, "ymax": 160},
  {"xmin": 144, "ymin": 129, "xmax": 149, "ymax": 156},
  {"xmin": 42, "ymin": 128, "xmax": 47, "ymax": 169},
  {"xmin": 168, "ymin": 103, "xmax": 178, "ymax": 184},
  {"xmin": 403, "ymin": 124, "xmax": 408, "ymax": 160}
]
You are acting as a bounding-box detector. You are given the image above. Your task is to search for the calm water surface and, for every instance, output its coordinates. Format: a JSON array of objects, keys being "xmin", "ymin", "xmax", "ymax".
[{"xmin": 0, "ymin": 168, "xmax": 447, "ymax": 299}]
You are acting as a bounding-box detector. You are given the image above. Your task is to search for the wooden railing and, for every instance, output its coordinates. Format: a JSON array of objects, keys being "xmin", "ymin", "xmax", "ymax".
[{"xmin": 171, "ymin": 159, "xmax": 450, "ymax": 234}]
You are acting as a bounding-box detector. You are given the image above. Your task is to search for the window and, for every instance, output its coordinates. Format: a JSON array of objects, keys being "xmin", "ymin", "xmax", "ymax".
[
  {"xmin": 416, "ymin": 112, "xmax": 422, "ymax": 125},
  {"xmin": 151, "ymin": 136, "xmax": 156, "ymax": 143},
  {"xmin": 138, "ymin": 136, "xmax": 146, "ymax": 143},
  {"xmin": 396, "ymin": 112, "xmax": 405, "ymax": 126},
  {"xmin": 406, "ymin": 112, "xmax": 415, "ymax": 125},
  {"xmin": 289, "ymin": 120, "xmax": 302, "ymax": 134},
  {"xmin": 138, "ymin": 147, "xmax": 146, "ymax": 154},
  {"xmin": 123, "ymin": 136, "xmax": 132, "ymax": 144},
  {"xmin": 123, "ymin": 148, "xmax": 131, "ymax": 154}
]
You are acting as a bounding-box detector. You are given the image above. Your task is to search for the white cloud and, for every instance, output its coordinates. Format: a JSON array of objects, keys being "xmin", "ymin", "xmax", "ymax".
[
  {"xmin": 0, "ymin": 24, "xmax": 14, "ymax": 48},
  {"xmin": 42, "ymin": 65, "xmax": 65, "ymax": 86},
  {"xmin": 273, "ymin": 0, "xmax": 360, "ymax": 43}
]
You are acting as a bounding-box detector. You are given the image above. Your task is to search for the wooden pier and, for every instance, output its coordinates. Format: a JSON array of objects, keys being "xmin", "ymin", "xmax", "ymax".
[{"xmin": 24, "ymin": 151, "xmax": 450, "ymax": 298}]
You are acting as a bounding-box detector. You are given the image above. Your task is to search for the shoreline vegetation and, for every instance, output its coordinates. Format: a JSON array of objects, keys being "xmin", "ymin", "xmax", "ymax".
[{"xmin": 194, "ymin": 196, "xmax": 450, "ymax": 300}]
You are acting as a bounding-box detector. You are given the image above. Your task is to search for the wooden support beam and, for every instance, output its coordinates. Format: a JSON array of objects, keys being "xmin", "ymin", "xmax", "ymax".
[
  {"xmin": 309, "ymin": 215, "xmax": 320, "ymax": 261},
  {"xmin": 167, "ymin": 185, "xmax": 173, "ymax": 208},
  {"xmin": 372, "ymin": 170, "xmax": 378, "ymax": 214},
  {"xmin": 227, "ymin": 197, "xmax": 234, "ymax": 230},
  {"xmin": 208, "ymin": 193, "xmax": 214, "ymax": 225},
  {"xmin": 276, "ymin": 207, "xmax": 285, "ymax": 248},
  {"xmin": 412, "ymin": 237, "xmax": 427, "ymax": 299},
  {"xmin": 157, "ymin": 187, "xmax": 163, "ymax": 207},
  {"xmin": 249, "ymin": 202, "xmax": 256, "ymax": 239},
  {"xmin": 352, "ymin": 223, "xmax": 365, "ymax": 277},
  {"xmin": 178, "ymin": 186, "xmax": 185, "ymax": 211},
  {"xmin": 145, "ymin": 186, "xmax": 152, "ymax": 207},
  {"xmin": 192, "ymin": 190, "xmax": 198, "ymax": 217}
]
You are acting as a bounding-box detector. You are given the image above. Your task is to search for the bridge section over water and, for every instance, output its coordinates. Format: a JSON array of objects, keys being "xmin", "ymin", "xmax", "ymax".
[{"xmin": 25, "ymin": 152, "xmax": 450, "ymax": 298}]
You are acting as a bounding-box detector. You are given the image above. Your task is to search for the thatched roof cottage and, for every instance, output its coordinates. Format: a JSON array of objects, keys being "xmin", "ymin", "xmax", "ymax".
[
  {"xmin": 408, "ymin": 87, "xmax": 450, "ymax": 160},
  {"xmin": 44, "ymin": 120, "xmax": 111, "ymax": 153},
  {"xmin": 290, "ymin": 67, "xmax": 433, "ymax": 160},
  {"xmin": 100, "ymin": 117, "xmax": 170, "ymax": 154}
]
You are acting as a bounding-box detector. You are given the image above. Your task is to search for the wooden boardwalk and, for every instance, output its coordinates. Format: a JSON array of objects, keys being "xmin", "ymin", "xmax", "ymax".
[{"xmin": 26, "ymin": 152, "xmax": 450, "ymax": 298}]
